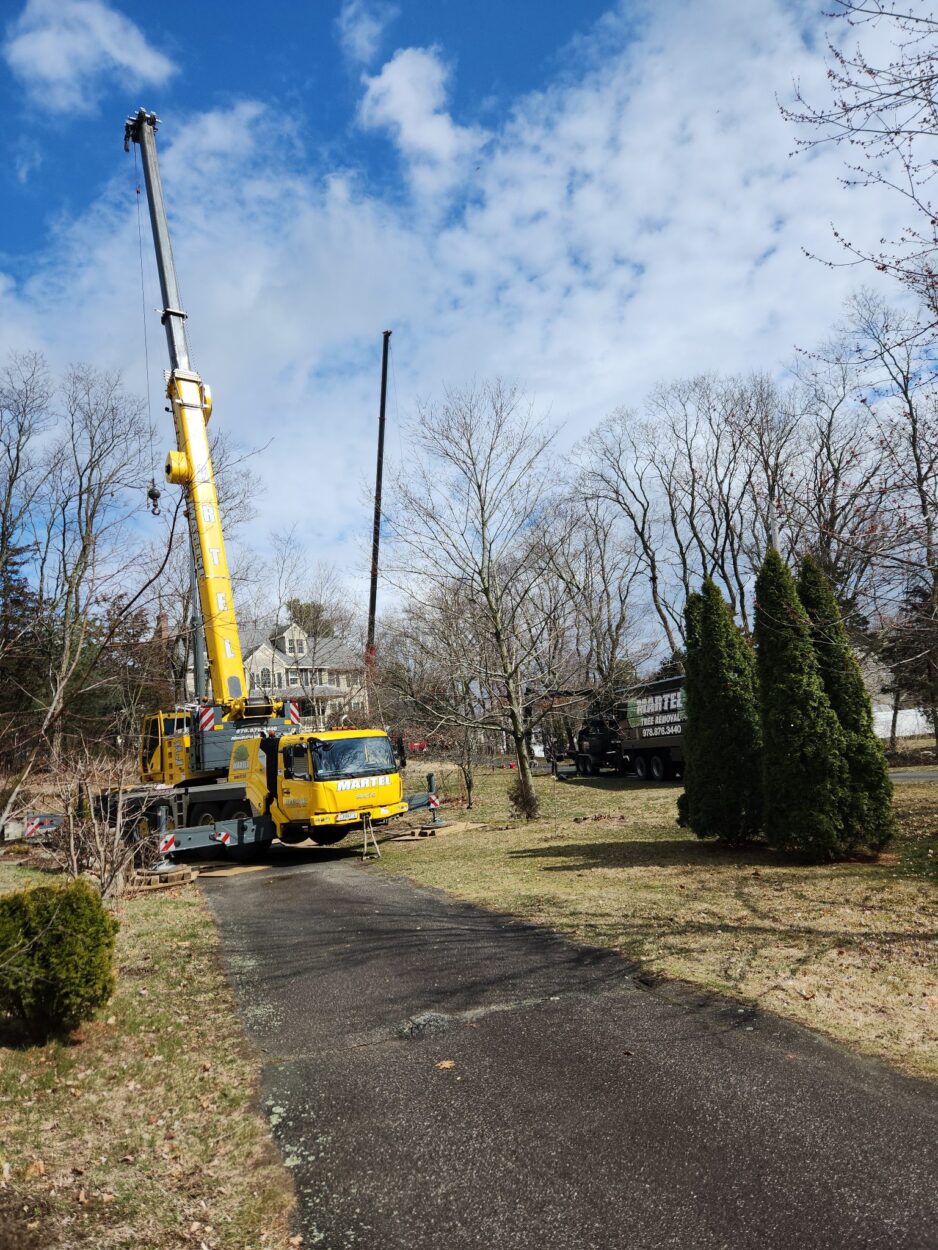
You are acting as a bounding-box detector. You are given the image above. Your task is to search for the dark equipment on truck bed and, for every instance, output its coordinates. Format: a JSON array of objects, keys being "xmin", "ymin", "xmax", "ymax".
[{"xmin": 574, "ymin": 675, "xmax": 685, "ymax": 781}]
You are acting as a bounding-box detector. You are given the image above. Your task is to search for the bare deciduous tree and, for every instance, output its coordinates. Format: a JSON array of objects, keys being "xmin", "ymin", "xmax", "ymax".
[
  {"xmin": 784, "ymin": 2, "xmax": 938, "ymax": 315},
  {"xmin": 387, "ymin": 380, "xmax": 575, "ymax": 817}
]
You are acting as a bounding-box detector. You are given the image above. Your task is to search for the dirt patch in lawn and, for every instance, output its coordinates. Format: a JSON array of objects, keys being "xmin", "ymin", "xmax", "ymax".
[{"xmin": 378, "ymin": 770, "xmax": 938, "ymax": 1080}]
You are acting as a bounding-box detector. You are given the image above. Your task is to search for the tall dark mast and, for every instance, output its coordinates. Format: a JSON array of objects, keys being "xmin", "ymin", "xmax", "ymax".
[{"xmin": 366, "ymin": 330, "xmax": 391, "ymax": 677}]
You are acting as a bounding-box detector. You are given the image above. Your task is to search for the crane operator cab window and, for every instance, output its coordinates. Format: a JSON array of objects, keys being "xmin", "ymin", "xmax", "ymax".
[
  {"xmin": 141, "ymin": 714, "xmax": 162, "ymax": 778},
  {"xmin": 309, "ymin": 736, "xmax": 397, "ymax": 780}
]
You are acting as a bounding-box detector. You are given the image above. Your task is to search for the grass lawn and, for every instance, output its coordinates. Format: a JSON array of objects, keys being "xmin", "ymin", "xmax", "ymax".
[
  {"xmin": 0, "ymin": 857, "xmax": 295, "ymax": 1250},
  {"xmin": 380, "ymin": 766, "xmax": 938, "ymax": 1080}
]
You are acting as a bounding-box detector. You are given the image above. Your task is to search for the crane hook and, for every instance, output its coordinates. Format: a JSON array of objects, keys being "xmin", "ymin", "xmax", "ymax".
[{"xmin": 146, "ymin": 478, "xmax": 162, "ymax": 516}]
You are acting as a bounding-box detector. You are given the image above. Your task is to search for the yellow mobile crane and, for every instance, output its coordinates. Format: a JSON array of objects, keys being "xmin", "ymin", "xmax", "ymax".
[{"xmin": 125, "ymin": 109, "xmax": 407, "ymax": 855}]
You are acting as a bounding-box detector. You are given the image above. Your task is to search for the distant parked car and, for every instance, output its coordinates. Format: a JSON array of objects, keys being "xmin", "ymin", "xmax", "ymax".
[{"xmin": 407, "ymin": 741, "xmax": 429, "ymax": 753}]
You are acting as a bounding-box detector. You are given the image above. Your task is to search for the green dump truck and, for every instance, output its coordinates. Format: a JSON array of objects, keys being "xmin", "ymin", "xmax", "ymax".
[{"xmin": 573, "ymin": 675, "xmax": 685, "ymax": 781}]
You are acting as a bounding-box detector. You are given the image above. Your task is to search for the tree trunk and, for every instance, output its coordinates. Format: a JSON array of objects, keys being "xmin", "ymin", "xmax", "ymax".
[{"xmin": 889, "ymin": 687, "xmax": 900, "ymax": 753}]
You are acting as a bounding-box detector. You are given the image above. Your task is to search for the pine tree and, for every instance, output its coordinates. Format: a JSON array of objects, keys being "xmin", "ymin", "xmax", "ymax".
[
  {"xmin": 685, "ymin": 580, "xmax": 762, "ymax": 845},
  {"xmin": 797, "ymin": 555, "xmax": 895, "ymax": 851},
  {"xmin": 677, "ymin": 591, "xmax": 704, "ymax": 830},
  {"xmin": 755, "ymin": 549, "xmax": 850, "ymax": 858}
]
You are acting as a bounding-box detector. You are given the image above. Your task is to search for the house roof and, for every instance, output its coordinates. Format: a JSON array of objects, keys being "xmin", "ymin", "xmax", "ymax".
[{"xmin": 240, "ymin": 624, "xmax": 359, "ymax": 670}]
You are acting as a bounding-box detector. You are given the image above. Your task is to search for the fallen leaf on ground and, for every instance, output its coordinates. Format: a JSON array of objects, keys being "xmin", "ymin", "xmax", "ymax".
[
  {"xmin": 24, "ymin": 1159, "xmax": 44, "ymax": 1178},
  {"xmin": 435, "ymin": 1060, "xmax": 456, "ymax": 1070}
]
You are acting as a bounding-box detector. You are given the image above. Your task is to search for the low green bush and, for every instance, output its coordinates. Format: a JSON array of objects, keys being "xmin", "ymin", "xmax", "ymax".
[{"xmin": 0, "ymin": 878, "xmax": 118, "ymax": 1041}]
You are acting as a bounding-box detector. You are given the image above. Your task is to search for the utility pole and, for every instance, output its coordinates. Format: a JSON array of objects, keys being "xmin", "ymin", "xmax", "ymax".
[{"xmin": 366, "ymin": 330, "xmax": 391, "ymax": 682}]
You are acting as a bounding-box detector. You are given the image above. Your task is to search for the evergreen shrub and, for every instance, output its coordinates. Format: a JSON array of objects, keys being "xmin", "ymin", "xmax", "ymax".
[
  {"xmin": 685, "ymin": 580, "xmax": 762, "ymax": 845},
  {"xmin": 797, "ymin": 555, "xmax": 895, "ymax": 851},
  {"xmin": 0, "ymin": 879, "xmax": 118, "ymax": 1041},
  {"xmin": 755, "ymin": 549, "xmax": 850, "ymax": 858}
]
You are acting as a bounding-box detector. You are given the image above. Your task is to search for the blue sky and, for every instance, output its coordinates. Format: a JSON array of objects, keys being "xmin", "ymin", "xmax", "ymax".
[{"xmin": 0, "ymin": 0, "xmax": 904, "ymax": 609}]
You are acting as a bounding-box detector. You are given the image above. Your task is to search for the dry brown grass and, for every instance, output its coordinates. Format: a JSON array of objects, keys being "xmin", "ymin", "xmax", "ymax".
[
  {"xmin": 381, "ymin": 769, "xmax": 938, "ymax": 1080},
  {"xmin": 0, "ymin": 861, "xmax": 295, "ymax": 1249}
]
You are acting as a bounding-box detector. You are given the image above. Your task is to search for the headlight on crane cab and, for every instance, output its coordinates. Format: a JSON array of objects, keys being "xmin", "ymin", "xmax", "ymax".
[{"xmin": 165, "ymin": 449, "xmax": 190, "ymax": 484}]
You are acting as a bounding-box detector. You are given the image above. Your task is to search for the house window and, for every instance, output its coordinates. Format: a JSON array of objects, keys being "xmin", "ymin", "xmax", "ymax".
[
  {"xmin": 261, "ymin": 667, "xmax": 271, "ymax": 688},
  {"xmin": 287, "ymin": 639, "xmax": 295, "ymax": 654},
  {"xmin": 288, "ymin": 670, "xmax": 298, "ymax": 684},
  {"xmin": 297, "ymin": 640, "xmax": 305, "ymax": 655}
]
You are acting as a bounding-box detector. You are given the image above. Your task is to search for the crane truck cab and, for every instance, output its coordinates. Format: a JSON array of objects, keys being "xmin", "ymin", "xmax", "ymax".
[{"xmin": 248, "ymin": 728, "xmax": 407, "ymax": 844}]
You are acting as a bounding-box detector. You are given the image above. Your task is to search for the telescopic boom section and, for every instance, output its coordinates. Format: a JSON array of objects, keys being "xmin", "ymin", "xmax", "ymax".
[{"xmin": 125, "ymin": 109, "xmax": 247, "ymax": 714}]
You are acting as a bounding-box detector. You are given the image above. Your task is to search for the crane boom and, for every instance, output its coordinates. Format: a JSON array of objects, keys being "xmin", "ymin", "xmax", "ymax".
[{"xmin": 125, "ymin": 109, "xmax": 247, "ymax": 713}]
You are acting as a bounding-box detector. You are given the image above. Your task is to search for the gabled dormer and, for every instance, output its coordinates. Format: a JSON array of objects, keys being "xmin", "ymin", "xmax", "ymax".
[{"xmin": 270, "ymin": 621, "xmax": 308, "ymax": 659}]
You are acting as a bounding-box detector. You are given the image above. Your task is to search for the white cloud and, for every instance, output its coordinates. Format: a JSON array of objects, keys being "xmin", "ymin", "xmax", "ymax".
[
  {"xmin": 360, "ymin": 47, "xmax": 487, "ymax": 201},
  {"xmin": 0, "ymin": 0, "xmax": 911, "ymax": 590},
  {"xmin": 3, "ymin": 0, "xmax": 175, "ymax": 111},
  {"xmin": 336, "ymin": 0, "xmax": 398, "ymax": 66},
  {"xmin": 13, "ymin": 140, "xmax": 42, "ymax": 184}
]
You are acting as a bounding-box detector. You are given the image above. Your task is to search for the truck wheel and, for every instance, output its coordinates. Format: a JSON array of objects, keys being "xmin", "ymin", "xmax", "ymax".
[
  {"xmin": 222, "ymin": 801, "xmax": 255, "ymax": 822},
  {"xmin": 633, "ymin": 755, "xmax": 649, "ymax": 781},
  {"xmin": 649, "ymin": 754, "xmax": 666, "ymax": 782},
  {"xmin": 312, "ymin": 831, "xmax": 347, "ymax": 847},
  {"xmin": 189, "ymin": 803, "xmax": 222, "ymax": 825},
  {"xmin": 574, "ymin": 756, "xmax": 585, "ymax": 776}
]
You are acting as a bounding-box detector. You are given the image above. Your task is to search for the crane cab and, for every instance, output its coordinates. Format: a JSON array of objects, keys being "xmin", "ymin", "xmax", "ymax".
[{"xmin": 140, "ymin": 711, "xmax": 193, "ymax": 785}]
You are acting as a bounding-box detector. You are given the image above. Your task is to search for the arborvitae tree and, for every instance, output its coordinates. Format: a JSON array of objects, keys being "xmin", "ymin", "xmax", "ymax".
[
  {"xmin": 797, "ymin": 555, "xmax": 895, "ymax": 851},
  {"xmin": 677, "ymin": 592, "xmax": 703, "ymax": 830},
  {"xmin": 755, "ymin": 549, "xmax": 850, "ymax": 859},
  {"xmin": 684, "ymin": 580, "xmax": 762, "ymax": 845}
]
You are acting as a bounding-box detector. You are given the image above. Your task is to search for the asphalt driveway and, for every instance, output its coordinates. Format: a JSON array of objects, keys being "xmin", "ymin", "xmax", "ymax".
[{"xmin": 202, "ymin": 852, "xmax": 938, "ymax": 1250}]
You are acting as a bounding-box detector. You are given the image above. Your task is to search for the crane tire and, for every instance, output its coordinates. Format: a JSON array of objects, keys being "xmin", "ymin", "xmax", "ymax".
[{"xmin": 189, "ymin": 803, "xmax": 222, "ymax": 825}]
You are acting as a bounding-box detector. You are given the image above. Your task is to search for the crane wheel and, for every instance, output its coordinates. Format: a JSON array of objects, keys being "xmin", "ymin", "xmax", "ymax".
[{"xmin": 189, "ymin": 804, "xmax": 220, "ymax": 824}]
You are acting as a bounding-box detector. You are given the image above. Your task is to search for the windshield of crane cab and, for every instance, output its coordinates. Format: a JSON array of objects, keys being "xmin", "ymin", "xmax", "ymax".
[{"xmin": 310, "ymin": 735, "xmax": 397, "ymax": 780}]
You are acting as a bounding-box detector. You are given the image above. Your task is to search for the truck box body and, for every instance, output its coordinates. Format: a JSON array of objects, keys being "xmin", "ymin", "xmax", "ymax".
[{"xmin": 575, "ymin": 675, "xmax": 686, "ymax": 781}]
